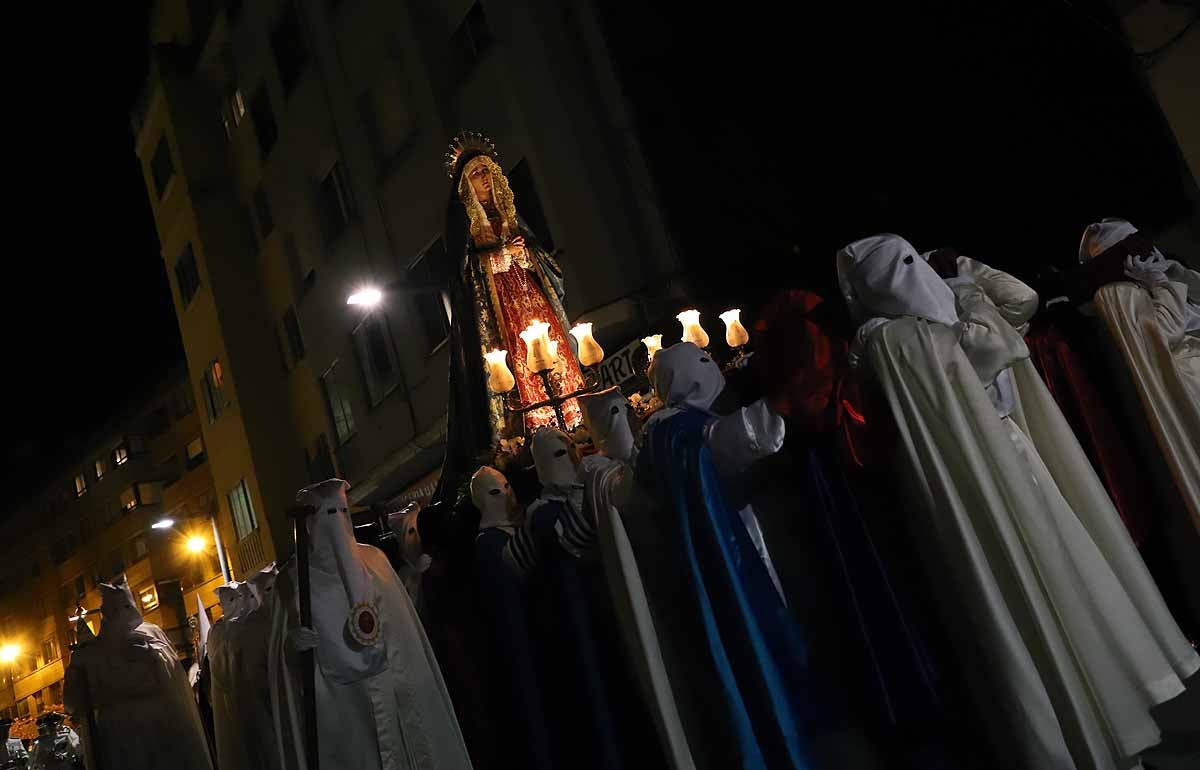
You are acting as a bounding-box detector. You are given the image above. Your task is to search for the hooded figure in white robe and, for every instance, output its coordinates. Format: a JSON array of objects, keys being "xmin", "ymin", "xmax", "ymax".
[
  {"xmin": 579, "ymin": 388, "xmax": 695, "ymax": 770},
  {"xmin": 387, "ymin": 504, "xmax": 432, "ymax": 601},
  {"xmin": 209, "ymin": 581, "xmax": 259, "ymax": 770},
  {"xmin": 921, "ymin": 248, "xmax": 1199, "ymax": 677},
  {"xmin": 218, "ymin": 564, "xmax": 285, "ymax": 770},
  {"xmin": 63, "ymin": 577, "xmax": 213, "ymax": 770},
  {"xmin": 272, "ymin": 478, "xmax": 472, "ymax": 770},
  {"xmin": 1079, "ymin": 219, "xmax": 1200, "ymax": 535},
  {"xmin": 838, "ymin": 233, "xmax": 1193, "ymax": 770}
]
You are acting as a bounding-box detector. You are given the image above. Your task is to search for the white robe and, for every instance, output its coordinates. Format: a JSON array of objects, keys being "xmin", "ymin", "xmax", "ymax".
[
  {"xmin": 582, "ymin": 454, "xmax": 695, "ymax": 770},
  {"xmin": 63, "ymin": 622, "xmax": 213, "ymax": 770},
  {"xmin": 860, "ymin": 294, "xmax": 1188, "ymax": 770},
  {"xmin": 270, "ymin": 549, "xmax": 473, "ymax": 770},
  {"xmin": 958, "ymin": 257, "xmax": 1200, "ymax": 682},
  {"xmin": 1092, "ymin": 277, "xmax": 1200, "ymax": 535}
]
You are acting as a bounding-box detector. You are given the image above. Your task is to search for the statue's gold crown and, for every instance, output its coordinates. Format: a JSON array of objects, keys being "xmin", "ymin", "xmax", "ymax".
[{"xmin": 444, "ymin": 130, "xmax": 499, "ymax": 179}]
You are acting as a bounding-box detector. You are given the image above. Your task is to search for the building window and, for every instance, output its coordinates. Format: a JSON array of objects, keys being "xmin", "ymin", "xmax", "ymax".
[
  {"xmin": 120, "ymin": 487, "xmax": 138, "ymax": 512},
  {"xmin": 113, "ymin": 445, "xmax": 129, "ymax": 467},
  {"xmin": 74, "ymin": 473, "xmax": 87, "ymax": 498},
  {"xmin": 450, "ymin": 2, "xmax": 494, "ymax": 84},
  {"xmin": 137, "ymin": 583, "xmax": 159, "ymax": 613},
  {"xmin": 150, "ymin": 136, "xmax": 175, "ymax": 200},
  {"xmin": 171, "ymin": 382, "xmax": 196, "ymax": 419},
  {"xmin": 279, "ymin": 306, "xmax": 306, "ymax": 369},
  {"xmin": 284, "ymin": 235, "xmax": 316, "ymax": 298},
  {"xmin": 272, "ymin": 3, "xmax": 310, "ymax": 97},
  {"xmin": 130, "ymin": 532, "xmax": 150, "ymax": 562},
  {"xmin": 316, "ymin": 161, "xmax": 354, "ymax": 243},
  {"xmin": 250, "ymin": 87, "xmax": 278, "ymax": 158},
  {"xmin": 186, "ymin": 437, "xmax": 207, "ymax": 468},
  {"xmin": 229, "ymin": 479, "xmax": 258, "ymax": 540},
  {"xmin": 409, "ymin": 240, "xmax": 451, "ymax": 352},
  {"xmin": 506, "ymin": 159, "xmax": 555, "ymax": 252},
  {"xmin": 352, "ymin": 312, "xmax": 401, "ymax": 406},
  {"xmin": 175, "ymin": 244, "xmax": 201, "ymax": 307},
  {"xmin": 202, "ymin": 360, "xmax": 226, "ymax": 423},
  {"xmin": 41, "ymin": 635, "xmax": 59, "ymax": 665},
  {"xmin": 360, "ymin": 66, "xmax": 416, "ymax": 164},
  {"xmin": 254, "ymin": 185, "xmax": 274, "ymax": 239},
  {"xmin": 222, "ymin": 88, "xmax": 246, "ymax": 138},
  {"xmin": 47, "ymin": 681, "xmax": 62, "ymax": 708},
  {"xmin": 94, "ymin": 458, "xmax": 106, "ymax": 480},
  {"xmin": 321, "ymin": 362, "xmax": 356, "ymax": 445},
  {"xmin": 107, "ymin": 549, "xmax": 125, "ymax": 580},
  {"xmin": 51, "ymin": 534, "xmax": 78, "ymax": 566}
]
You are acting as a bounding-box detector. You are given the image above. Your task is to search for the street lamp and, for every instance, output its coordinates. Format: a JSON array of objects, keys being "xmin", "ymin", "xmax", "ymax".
[
  {"xmin": 346, "ymin": 287, "xmax": 383, "ymax": 307},
  {"xmin": 0, "ymin": 644, "xmax": 20, "ymax": 664},
  {"xmin": 154, "ymin": 514, "xmax": 232, "ymax": 583}
]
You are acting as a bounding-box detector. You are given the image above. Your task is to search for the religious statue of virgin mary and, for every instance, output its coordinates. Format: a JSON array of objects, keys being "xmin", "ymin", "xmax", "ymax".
[{"xmin": 436, "ymin": 132, "xmax": 586, "ymax": 504}]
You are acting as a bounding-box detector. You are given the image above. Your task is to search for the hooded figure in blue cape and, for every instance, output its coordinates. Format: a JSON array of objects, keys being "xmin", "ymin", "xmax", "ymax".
[{"xmin": 636, "ymin": 342, "xmax": 811, "ymax": 770}]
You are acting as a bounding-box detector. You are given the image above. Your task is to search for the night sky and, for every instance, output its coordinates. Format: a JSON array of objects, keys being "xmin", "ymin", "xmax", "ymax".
[
  {"xmin": 3, "ymin": 1, "xmax": 1193, "ymax": 507},
  {"xmin": 3, "ymin": 2, "xmax": 178, "ymax": 504}
]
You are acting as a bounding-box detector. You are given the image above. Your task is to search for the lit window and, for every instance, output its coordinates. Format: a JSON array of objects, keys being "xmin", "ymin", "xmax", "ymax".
[
  {"xmin": 74, "ymin": 474, "xmax": 87, "ymax": 498},
  {"xmin": 113, "ymin": 446, "xmax": 129, "ymax": 466},
  {"xmin": 228, "ymin": 479, "xmax": 259, "ymax": 540},
  {"xmin": 137, "ymin": 584, "xmax": 159, "ymax": 612},
  {"xmin": 186, "ymin": 437, "xmax": 206, "ymax": 466},
  {"xmin": 94, "ymin": 458, "xmax": 106, "ymax": 480},
  {"xmin": 202, "ymin": 360, "xmax": 226, "ymax": 423},
  {"xmin": 120, "ymin": 487, "xmax": 138, "ymax": 512}
]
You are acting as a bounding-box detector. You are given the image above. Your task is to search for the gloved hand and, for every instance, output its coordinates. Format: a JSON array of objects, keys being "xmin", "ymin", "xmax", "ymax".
[
  {"xmin": 287, "ymin": 626, "xmax": 319, "ymax": 653},
  {"xmin": 1124, "ymin": 252, "xmax": 1169, "ymax": 287}
]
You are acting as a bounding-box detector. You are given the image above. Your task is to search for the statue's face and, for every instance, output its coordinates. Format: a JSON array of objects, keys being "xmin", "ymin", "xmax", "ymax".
[{"xmin": 465, "ymin": 159, "xmax": 493, "ymax": 204}]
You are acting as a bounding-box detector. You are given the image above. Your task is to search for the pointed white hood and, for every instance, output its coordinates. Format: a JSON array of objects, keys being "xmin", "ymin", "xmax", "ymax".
[
  {"xmin": 579, "ymin": 387, "xmax": 636, "ymax": 463},
  {"xmin": 471, "ymin": 466, "xmax": 522, "ymax": 531},
  {"xmin": 651, "ymin": 342, "xmax": 725, "ymax": 413},
  {"xmin": 297, "ymin": 478, "xmax": 385, "ymax": 683},
  {"xmin": 837, "ymin": 234, "xmax": 959, "ymax": 327}
]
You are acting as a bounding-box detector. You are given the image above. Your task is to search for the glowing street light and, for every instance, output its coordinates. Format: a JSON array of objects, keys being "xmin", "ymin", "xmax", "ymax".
[
  {"xmin": 0, "ymin": 644, "xmax": 21, "ymax": 664},
  {"xmin": 186, "ymin": 535, "xmax": 207, "ymax": 554},
  {"xmin": 151, "ymin": 518, "xmax": 175, "ymax": 530},
  {"xmin": 346, "ymin": 287, "xmax": 383, "ymax": 307}
]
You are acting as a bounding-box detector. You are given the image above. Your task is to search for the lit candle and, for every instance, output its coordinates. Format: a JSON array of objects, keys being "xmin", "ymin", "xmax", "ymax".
[
  {"xmin": 519, "ymin": 320, "xmax": 557, "ymax": 373},
  {"xmin": 569, "ymin": 322, "xmax": 605, "ymax": 367},
  {"xmin": 676, "ymin": 309, "xmax": 709, "ymax": 348},
  {"xmin": 719, "ymin": 309, "xmax": 750, "ymax": 347},
  {"xmin": 484, "ymin": 349, "xmax": 516, "ymax": 393},
  {"xmin": 642, "ymin": 334, "xmax": 663, "ymax": 359}
]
